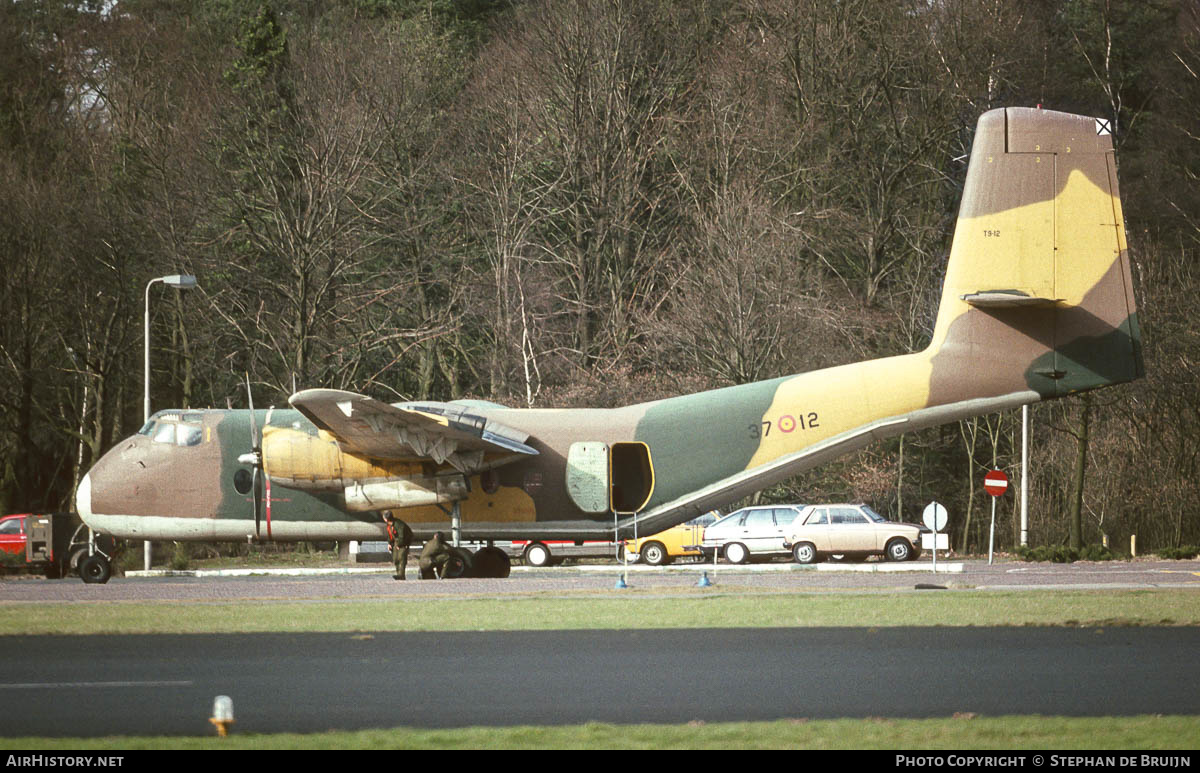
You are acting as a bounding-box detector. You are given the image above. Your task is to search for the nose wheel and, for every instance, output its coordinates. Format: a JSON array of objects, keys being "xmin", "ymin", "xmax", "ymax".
[{"xmin": 79, "ymin": 554, "xmax": 112, "ymax": 584}]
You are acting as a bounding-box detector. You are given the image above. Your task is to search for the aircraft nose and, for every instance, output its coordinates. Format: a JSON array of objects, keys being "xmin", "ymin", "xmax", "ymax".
[{"xmin": 76, "ymin": 472, "xmax": 93, "ymax": 524}]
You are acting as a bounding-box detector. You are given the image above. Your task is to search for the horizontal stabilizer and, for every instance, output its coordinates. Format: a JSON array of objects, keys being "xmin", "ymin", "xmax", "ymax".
[{"xmin": 960, "ymin": 291, "xmax": 1063, "ymax": 309}]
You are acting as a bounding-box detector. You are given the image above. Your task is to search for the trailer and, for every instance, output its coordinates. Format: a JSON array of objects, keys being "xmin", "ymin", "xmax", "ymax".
[{"xmin": 510, "ymin": 539, "xmax": 622, "ymax": 567}]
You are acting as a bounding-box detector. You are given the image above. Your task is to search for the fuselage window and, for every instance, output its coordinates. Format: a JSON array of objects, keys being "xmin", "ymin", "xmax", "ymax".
[{"xmin": 233, "ymin": 469, "xmax": 253, "ymax": 495}]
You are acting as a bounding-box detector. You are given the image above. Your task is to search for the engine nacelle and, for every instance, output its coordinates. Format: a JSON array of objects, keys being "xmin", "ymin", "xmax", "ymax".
[
  {"xmin": 343, "ymin": 475, "xmax": 468, "ymax": 512},
  {"xmin": 263, "ymin": 426, "xmax": 428, "ymax": 489}
]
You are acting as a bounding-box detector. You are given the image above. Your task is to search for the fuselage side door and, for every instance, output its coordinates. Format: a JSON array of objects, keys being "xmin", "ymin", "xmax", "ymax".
[{"xmin": 566, "ymin": 442, "xmax": 610, "ymax": 514}]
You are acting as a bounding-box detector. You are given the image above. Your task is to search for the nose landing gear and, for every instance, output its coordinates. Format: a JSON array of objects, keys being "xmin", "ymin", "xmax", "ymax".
[{"xmin": 79, "ymin": 553, "xmax": 112, "ymax": 584}]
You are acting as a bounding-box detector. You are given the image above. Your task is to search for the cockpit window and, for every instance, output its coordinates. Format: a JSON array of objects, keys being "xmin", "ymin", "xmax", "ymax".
[
  {"xmin": 137, "ymin": 420, "xmax": 156, "ymax": 437},
  {"xmin": 153, "ymin": 423, "xmax": 177, "ymax": 444},
  {"xmin": 178, "ymin": 424, "xmax": 203, "ymax": 447},
  {"xmin": 148, "ymin": 418, "xmax": 205, "ymax": 446}
]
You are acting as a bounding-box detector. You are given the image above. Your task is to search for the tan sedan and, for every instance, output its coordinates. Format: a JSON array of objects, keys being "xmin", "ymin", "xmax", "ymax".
[{"xmin": 784, "ymin": 504, "xmax": 927, "ymax": 563}]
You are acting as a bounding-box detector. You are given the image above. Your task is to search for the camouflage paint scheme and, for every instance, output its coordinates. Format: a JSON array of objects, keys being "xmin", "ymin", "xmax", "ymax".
[{"xmin": 77, "ymin": 108, "xmax": 1142, "ymax": 544}]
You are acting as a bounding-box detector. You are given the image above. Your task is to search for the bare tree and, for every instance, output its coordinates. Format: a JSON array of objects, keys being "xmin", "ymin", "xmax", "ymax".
[{"xmin": 486, "ymin": 0, "xmax": 700, "ymax": 372}]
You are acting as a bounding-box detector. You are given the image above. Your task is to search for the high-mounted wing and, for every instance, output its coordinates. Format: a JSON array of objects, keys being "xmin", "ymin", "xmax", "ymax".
[{"xmin": 288, "ymin": 389, "xmax": 537, "ymax": 473}]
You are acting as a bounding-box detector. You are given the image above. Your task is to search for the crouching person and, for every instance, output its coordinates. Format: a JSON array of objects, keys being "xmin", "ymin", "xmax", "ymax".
[{"xmin": 419, "ymin": 531, "xmax": 451, "ymax": 579}]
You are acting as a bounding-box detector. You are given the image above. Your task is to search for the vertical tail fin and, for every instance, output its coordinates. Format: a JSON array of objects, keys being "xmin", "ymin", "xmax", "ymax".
[{"xmin": 928, "ymin": 107, "xmax": 1143, "ymax": 403}]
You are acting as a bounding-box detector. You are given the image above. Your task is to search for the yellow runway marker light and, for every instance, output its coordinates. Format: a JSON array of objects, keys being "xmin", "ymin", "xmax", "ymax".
[{"xmin": 210, "ymin": 695, "xmax": 235, "ymax": 737}]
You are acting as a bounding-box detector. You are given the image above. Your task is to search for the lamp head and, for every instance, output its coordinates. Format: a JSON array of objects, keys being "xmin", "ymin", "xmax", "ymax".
[{"xmin": 162, "ymin": 274, "xmax": 198, "ymax": 289}]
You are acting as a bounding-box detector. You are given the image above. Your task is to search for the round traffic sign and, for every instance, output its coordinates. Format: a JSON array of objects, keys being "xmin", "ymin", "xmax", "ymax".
[
  {"xmin": 922, "ymin": 501, "xmax": 948, "ymax": 532},
  {"xmin": 984, "ymin": 469, "xmax": 1009, "ymax": 497}
]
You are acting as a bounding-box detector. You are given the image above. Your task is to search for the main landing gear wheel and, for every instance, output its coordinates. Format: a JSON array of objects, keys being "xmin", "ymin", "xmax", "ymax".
[
  {"xmin": 440, "ymin": 547, "xmax": 474, "ymax": 579},
  {"xmin": 79, "ymin": 554, "xmax": 112, "ymax": 584},
  {"xmin": 723, "ymin": 542, "xmax": 749, "ymax": 565},
  {"xmin": 471, "ymin": 547, "xmax": 512, "ymax": 578}
]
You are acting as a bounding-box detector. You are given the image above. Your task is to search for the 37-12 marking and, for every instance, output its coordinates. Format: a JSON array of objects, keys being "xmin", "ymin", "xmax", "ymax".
[{"xmin": 749, "ymin": 412, "xmax": 820, "ymax": 439}]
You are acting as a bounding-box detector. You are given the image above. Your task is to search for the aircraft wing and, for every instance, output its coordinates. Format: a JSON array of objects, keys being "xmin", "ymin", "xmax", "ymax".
[{"xmin": 288, "ymin": 389, "xmax": 537, "ymax": 472}]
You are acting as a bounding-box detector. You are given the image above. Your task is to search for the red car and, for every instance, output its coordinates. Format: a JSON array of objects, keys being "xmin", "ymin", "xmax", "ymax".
[{"xmin": 0, "ymin": 514, "xmax": 28, "ymax": 556}]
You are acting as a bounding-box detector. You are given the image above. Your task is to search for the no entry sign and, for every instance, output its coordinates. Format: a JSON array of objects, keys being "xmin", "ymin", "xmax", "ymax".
[{"xmin": 984, "ymin": 469, "xmax": 1009, "ymax": 497}]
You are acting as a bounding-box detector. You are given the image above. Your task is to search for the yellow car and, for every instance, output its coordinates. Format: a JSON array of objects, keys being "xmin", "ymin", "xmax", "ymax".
[{"xmin": 624, "ymin": 511, "xmax": 720, "ymax": 566}]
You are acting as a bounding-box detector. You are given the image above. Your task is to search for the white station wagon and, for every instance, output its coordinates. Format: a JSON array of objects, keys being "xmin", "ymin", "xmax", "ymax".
[
  {"xmin": 783, "ymin": 504, "xmax": 927, "ymax": 563},
  {"xmin": 701, "ymin": 504, "xmax": 806, "ymax": 564}
]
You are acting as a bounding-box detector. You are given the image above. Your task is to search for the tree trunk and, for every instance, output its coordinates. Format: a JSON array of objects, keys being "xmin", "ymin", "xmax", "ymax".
[
  {"xmin": 959, "ymin": 417, "xmax": 979, "ymax": 553},
  {"xmin": 1068, "ymin": 396, "xmax": 1092, "ymax": 550}
]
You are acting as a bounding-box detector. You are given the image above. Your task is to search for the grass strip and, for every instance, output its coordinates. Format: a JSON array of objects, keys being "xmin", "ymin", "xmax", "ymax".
[
  {"xmin": 1, "ymin": 716, "xmax": 1197, "ymax": 750},
  {"xmin": 2, "ymin": 589, "xmax": 1198, "ymax": 635}
]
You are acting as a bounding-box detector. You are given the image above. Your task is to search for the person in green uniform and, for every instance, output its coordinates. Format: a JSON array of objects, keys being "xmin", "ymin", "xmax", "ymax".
[
  {"xmin": 418, "ymin": 531, "xmax": 451, "ymax": 579},
  {"xmin": 383, "ymin": 511, "xmax": 413, "ymax": 580}
]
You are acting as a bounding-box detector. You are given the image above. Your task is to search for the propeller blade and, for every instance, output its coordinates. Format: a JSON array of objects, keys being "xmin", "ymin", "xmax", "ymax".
[
  {"xmin": 245, "ymin": 373, "xmax": 260, "ymax": 453},
  {"xmin": 243, "ymin": 373, "xmax": 265, "ymax": 539},
  {"xmin": 262, "ymin": 407, "xmax": 274, "ymax": 541},
  {"xmin": 252, "ymin": 465, "xmax": 262, "ymax": 539}
]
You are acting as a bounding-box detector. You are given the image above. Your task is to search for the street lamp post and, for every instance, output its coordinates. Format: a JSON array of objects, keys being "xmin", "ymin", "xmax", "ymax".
[{"xmin": 143, "ymin": 274, "xmax": 198, "ymax": 570}]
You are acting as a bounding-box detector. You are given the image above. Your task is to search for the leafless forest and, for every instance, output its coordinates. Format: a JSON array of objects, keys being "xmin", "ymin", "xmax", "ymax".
[{"xmin": 1, "ymin": 0, "xmax": 1197, "ymax": 552}]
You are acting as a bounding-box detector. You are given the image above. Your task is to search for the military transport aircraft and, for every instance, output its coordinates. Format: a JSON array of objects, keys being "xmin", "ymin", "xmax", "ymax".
[{"xmin": 75, "ymin": 107, "xmax": 1142, "ymax": 582}]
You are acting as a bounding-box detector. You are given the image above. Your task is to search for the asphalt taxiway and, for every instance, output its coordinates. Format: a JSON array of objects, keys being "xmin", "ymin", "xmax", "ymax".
[
  {"xmin": 2, "ymin": 626, "xmax": 1198, "ymax": 736},
  {"xmin": 2, "ymin": 558, "xmax": 1198, "ymax": 603},
  {"xmin": 2, "ymin": 560, "xmax": 1198, "ymax": 737}
]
